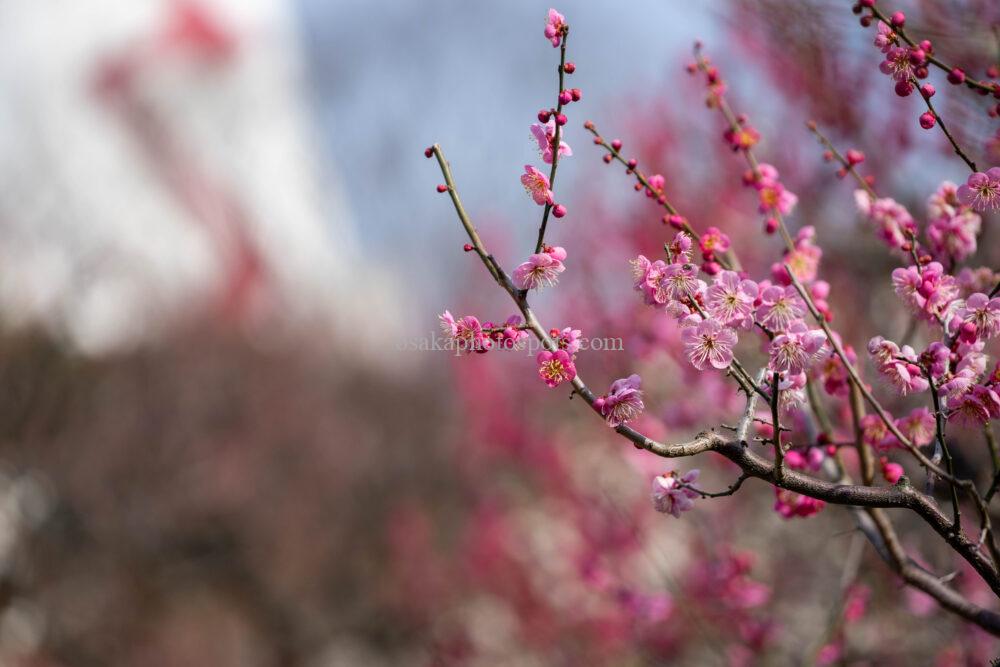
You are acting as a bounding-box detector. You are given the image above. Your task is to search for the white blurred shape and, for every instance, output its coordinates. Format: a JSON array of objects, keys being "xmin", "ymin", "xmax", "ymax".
[{"xmin": 0, "ymin": 0, "xmax": 395, "ymax": 355}]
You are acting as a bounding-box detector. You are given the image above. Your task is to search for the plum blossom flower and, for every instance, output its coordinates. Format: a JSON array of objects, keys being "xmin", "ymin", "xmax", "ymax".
[
  {"xmin": 656, "ymin": 262, "xmax": 703, "ymax": 305},
  {"xmin": 755, "ymin": 285, "xmax": 805, "ymax": 332},
  {"xmin": 439, "ymin": 312, "xmax": 491, "ymax": 353},
  {"xmin": 891, "ymin": 262, "xmax": 959, "ymax": 320},
  {"xmin": 751, "ymin": 164, "xmax": 798, "ymax": 216},
  {"xmin": 948, "ymin": 385, "xmax": 1000, "ymax": 427},
  {"xmin": 927, "ymin": 209, "xmax": 981, "ymax": 263},
  {"xmin": 723, "ymin": 123, "xmax": 760, "ymax": 151},
  {"xmin": 699, "ymin": 227, "xmax": 731, "ymax": 258},
  {"xmin": 520, "ymin": 165, "xmax": 553, "ymax": 205},
  {"xmin": 651, "ymin": 470, "xmax": 700, "ymax": 517},
  {"xmin": 957, "ymin": 293, "xmax": 1000, "ymax": 341},
  {"xmin": 855, "ymin": 192, "xmax": 916, "ymax": 251},
  {"xmin": 543, "ymin": 8, "xmax": 566, "ymax": 47},
  {"xmin": 530, "ymin": 119, "xmax": 572, "ymax": 164},
  {"xmin": 666, "ymin": 231, "xmax": 693, "ymax": 262},
  {"xmin": 873, "ymin": 21, "xmax": 897, "ymax": 52},
  {"xmin": 957, "ymin": 167, "xmax": 1000, "ymax": 211},
  {"xmin": 706, "ymin": 271, "xmax": 758, "ymax": 328},
  {"xmin": 880, "ymin": 356, "xmax": 929, "ymax": 396},
  {"xmin": 682, "ymin": 318, "xmax": 738, "ymax": 370},
  {"xmin": 536, "ymin": 349, "xmax": 576, "ymax": 387},
  {"xmin": 594, "ymin": 374, "xmax": 644, "ymax": 427},
  {"xmin": 554, "ymin": 327, "xmax": 582, "ymax": 354},
  {"xmin": 940, "ymin": 351, "xmax": 987, "ymax": 398},
  {"xmin": 439, "ymin": 310, "xmax": 458, "ymax": 337},
  {"xmin": 879, "ymin": 46, "xmax": 915, "ymax": 80},
  {"xmin": 768, "ymin": 322, "xmax": 825, "ymax": 374},
  {"xmin": 513, "ymin": 246, "xmax": 566, "ymax": 290},
  {"xmin": 861, "ymin": 414, "xmax": 897, "ymax": 451},
  {"xmin": 896, "ymin": 407, "xmax": 935, "ymax": 447},
  {"xmin": 773, "ymin": 227, "xmax": 822, "ymax": 285},
  {"xmin": 817, "ymin": 346, "xmax": 855, "ymax": 397}
]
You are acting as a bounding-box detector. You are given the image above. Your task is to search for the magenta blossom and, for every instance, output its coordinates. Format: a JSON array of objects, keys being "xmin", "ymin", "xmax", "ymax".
[
  {"xmin": 768, "ymin": 322, "xmax": 825, "ymax": 375},
  {"xmin": 682, "ymin": 318, "xmax": 737, "ymax": 370},
  {"xmin": 513, "ymin": 245, "xmax": 566, "ymax": 290},
  {"xmin": 881, "ymin": 459, "xmax": 905, "ymax": 484},
  {"xmin": 957, "ymin": 167, "xmax": 1000, "ymax": 211},
  {"xmin": 594, "ymin": 374, "xmax": 644, "ymax": 427},
  {"xmin": 543, "ymin": 8, "xmax": 566, "ymax": 47},
  {"xmin": 520, "ymin": 164, "xmax": 553, "ymax": 205},
  {"xmin": 530, "ymin": 119, "xmax": 572, "ymax": 164},
  {"xmin": 656, "ymin": 262, "xmax": 704, "ymax": 304},
  {"xmin": 666, "ymin": 231, "xmax": 693, "ymax": 262},
  {"xmin": 879, "ymin": 46, "xmax": 915, "ymax": 80},
  {"xmin": 927, "ymin": 209, "xmax": 980, "ymax": 263},
  {"xmin": 873, "ymin": 21, "xmax": 897, "ymax": 52},
  {"xmin": 536, "ymin": 349, "xmax": 576, "ymax": 387},
  {"xmin": 651, "ymin": 470, "xmax": 700, "ymax": 518},
  {"xmin": 861, "ymin": 414, "xmax": 897, "ymax": 451}
]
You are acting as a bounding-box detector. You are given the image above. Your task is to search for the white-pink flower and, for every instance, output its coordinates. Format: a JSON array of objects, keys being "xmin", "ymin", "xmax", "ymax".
[
  {"xmin": 530, "ymin": 119, "xmax": 572, "ymax": 165},
  {"xmin": 520, "ymin": 164, "xmax": 553, "ymax": 206},
  {"xmin": 957, "ymin": 167, "xmax": 1000, "ymax": 211},
  {"xmin": 682, "ymin": 318, "xmax": 738, "ymax": 370},
  {"xmin": 651, "ymin": 470, "xmax": 700, "ymax": 518}
]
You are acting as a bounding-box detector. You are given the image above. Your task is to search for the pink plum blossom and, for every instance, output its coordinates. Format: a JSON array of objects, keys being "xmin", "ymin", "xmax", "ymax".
[
  {"xmin": 891, "ymin": 262, "xmax": 959, "ymax": 320},
  {"xmin": 755, "ymin": 285, "xmax": 805, "ymax": 332},
  {"xmin": 536, "ymin": 349, "xmax": 576, "ymax": 387},
  {"xmin": 896, "ymin": 407, "xmax": 936, "ymax": 447},
  {"xmin": 855, "ymin": 192, "xmax": 916, "ymax": 251},
  {"xmin": 706, "ymin": 271, "xmax": 758, "ymax": 328},
  {"xmin": 699, "ymin": 226, "xmax": 731, "ymax": 258},
  {"xmin": 682, "ymin": 318, "xmax": 738, "ymax": 370},
  {"xmin": 439, "ymin": 312, "xmax": 491, "ymax": 353},
  {"xmin": 513, "ymin": 246, "xmax": 566, "ymax": 290},
  {"xmin": 594, "ymin": 374, "xmax": 644, "ymax": 427},
  {"xmin": 651, "ymin": 470, "xmax": 700, "ymax": 517},
  {"xmin": 768, "ymin": 322, "xmax": 825, "ymax": 374},
  {"xmin": 957, "ymin": 167, "xmax": 1000, "ymax": 211},
  {"xmin": 530, "ymin": 119, "xmax": 572, "ymax": 164},
  {"xmin": 958, "ymin": 293, "xmax": 1000, "ymax": 341},
  {"xmin": 543, "ymin": 8, "xmax": 566, "ymax": 47},
  {"xmin": 657, "ymin": 262, "xmax": 705, "ymax": 304},
  {"xmin": 520, "ymin": 164, "xmax": 553, "ymax": 205},
  {"xmin": 554, "ymin": 326, "xmax": 582, "ymax": 354}
]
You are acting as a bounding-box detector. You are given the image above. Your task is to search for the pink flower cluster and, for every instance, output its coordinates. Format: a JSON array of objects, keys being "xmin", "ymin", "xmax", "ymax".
[
  {"xmin": 439, "ymin": 312, "xmax": 530, "ymax": 353},
  {"xmin": 856, "ymin": 182, "xmax": 982, "ymax": 263},
  {"xmin": 743, "ymin": 163, "xmax": 798, "ymax": 231},
  {"xmin": 631, "ymin": 233, "xmax": 826, "ymax": 387}
]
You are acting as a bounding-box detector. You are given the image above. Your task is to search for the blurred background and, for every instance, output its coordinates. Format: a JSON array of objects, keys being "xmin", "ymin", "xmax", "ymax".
[{"xmin": 0, "ymin": 0, "xmax": 999, "ymax": 664}]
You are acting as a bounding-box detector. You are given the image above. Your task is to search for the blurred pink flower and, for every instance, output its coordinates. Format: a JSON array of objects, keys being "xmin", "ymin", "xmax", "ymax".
[
  {"xmin": 651, "ymin": 470, "xmax": 700, "ymax": 518},
  {"xmin": 530, "ymin": 119, "xmax": 572, "ymax": 164},
  {"xmin": 543, "ymin": 8, "xmax": 566, "ymax": 47},
  {"xmin": 594, "ymin": 374, "xmax": 644, "ymax": 427}
]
